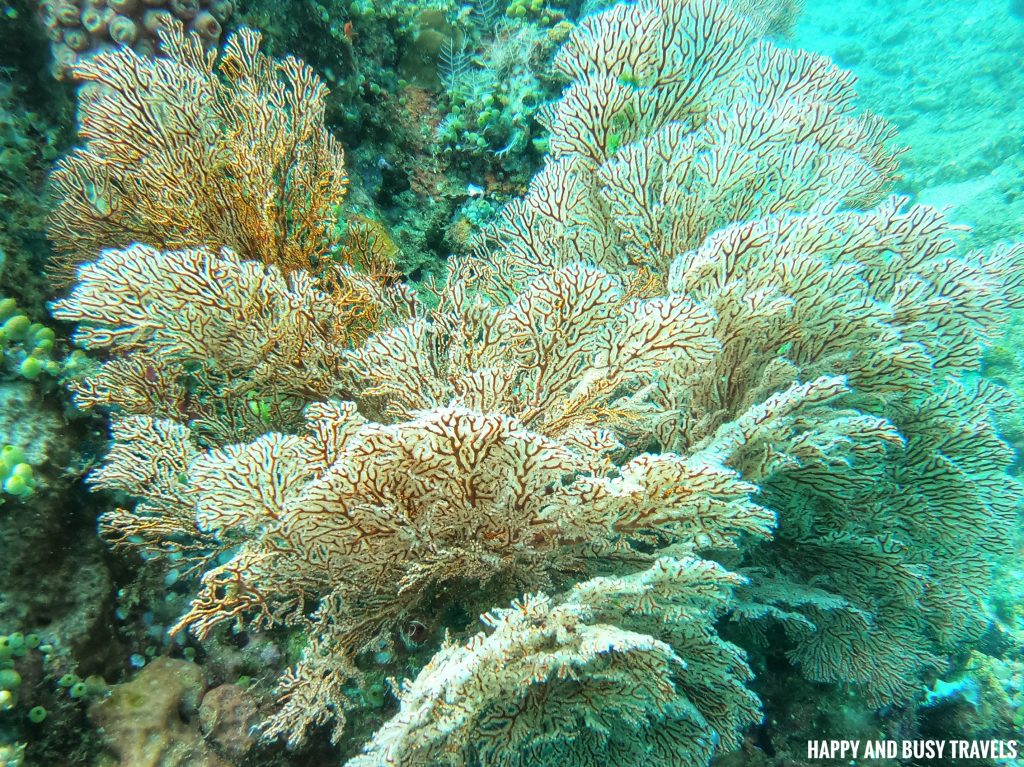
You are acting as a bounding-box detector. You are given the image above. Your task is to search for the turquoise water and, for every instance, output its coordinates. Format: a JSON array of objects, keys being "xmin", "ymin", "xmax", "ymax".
[
  {"xmin": 0, "ymin": 0, "xmax": 1022, "ymax": 765},
  {"xmin": 795, "ymin": 0, "xmax": 1024, "ymax": 248}
]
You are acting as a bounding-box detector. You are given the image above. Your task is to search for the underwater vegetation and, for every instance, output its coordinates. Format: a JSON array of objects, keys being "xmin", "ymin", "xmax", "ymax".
[{"xmin": 0, "ymin": 0, "xmax": 1022, "ymax": 764}]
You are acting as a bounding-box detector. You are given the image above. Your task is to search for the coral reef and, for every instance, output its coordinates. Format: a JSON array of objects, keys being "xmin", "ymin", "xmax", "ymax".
[
  {"xmin": 350, "ymin": 559, "xmax": 759, "ymax": 767},
  {"xmin": 37, "ymin": 0, "xmax": 233, "ymax": 80},
  {"xmin": 92, "ymin": 387, "xmax": 772, "ymax": 745},
  {"xmin": 24, "ymin": 0, "xmax": 1024, "ymax": 764},
  {"xmin": 482, "ymin": 0, "xmax": 900, "ymax": 288},
  {"xmin": 435, "ymin": 12, "xmax": 564, "ymax": 171},
  {"xmin": 231, "ymin": 0, "xmax": 572, "ymax": 283},
  {"xmin": 52, "ymin": 244, "xmax": 411, "ymax": 443},
  {"xmin": 48, "ymin": 22, "xmax": 348, "ymax": 277},
  {"xmin": 472, "ymin": 0, "xmax": 1023, "ymax": 705}
]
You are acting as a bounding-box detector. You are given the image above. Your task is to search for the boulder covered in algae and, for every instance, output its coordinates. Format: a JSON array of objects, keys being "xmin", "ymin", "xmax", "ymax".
[
  {"xmin": 89, "ymin": 657, "xmax": 231, "ymax": 767},
  {"xmin": 198, "ymin": 683, "xmax": 259, "ymax": 761}
]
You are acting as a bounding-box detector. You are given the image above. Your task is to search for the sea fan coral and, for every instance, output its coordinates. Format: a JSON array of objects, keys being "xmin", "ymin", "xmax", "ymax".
[
  {"xmin": 480, "ymin": 0, "xmax": 900, "ymax": 289},
  {"xmin": 347, "ymin": 260, "xmax": 719, "ymax": 437},
  {"xmin": 348, "ymin": 558, "xmax": 759, "ymax": 767},
  {"xmin": 51, "ymin": 244, "xmax": 413, "ymax": 443},
  {"xmin": 94, "ymin": 304, "xmax": 774, "ymax": 743},
  {"xmin": 48, "ymin": 22, "xmax": 347, "ymax": 277},
  {"xmin": 473, "ymin": 0, "xmax": 1024, "ymax": 704},
  {"xmin": 53, "ymin": 0, "xmax": 1024, "ymax": 761},
  {"xmin": 86, "ymin": 416, "xmax": 212, "ymax": 573}
]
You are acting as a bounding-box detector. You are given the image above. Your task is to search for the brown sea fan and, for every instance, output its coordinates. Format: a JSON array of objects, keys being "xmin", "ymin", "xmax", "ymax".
[{"xmin": 49, "ymin": 22, "xmax": 348, "ymax": 277}]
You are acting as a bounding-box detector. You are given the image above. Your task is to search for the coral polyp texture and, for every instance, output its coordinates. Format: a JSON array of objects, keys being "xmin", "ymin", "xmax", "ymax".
[
  {"xmin": 38, "ymin": 0, "xmax": 233, "ymax": 80},
  {"xmin": 48, "ymin": 0, "xmax": 1024, "ymax": 764},
  {"xmin": 48, "ymin": 22, "xmax": 347, "ymax": 277}
]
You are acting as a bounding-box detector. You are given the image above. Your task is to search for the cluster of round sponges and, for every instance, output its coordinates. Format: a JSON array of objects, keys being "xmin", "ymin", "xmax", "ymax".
[
  {"xmin": 0, "ymin": 633, "xmax": 47, "ymax": 718},
  {"xmin": 0, "ymin": 447, "xmax": 36, "ymax": 501},
  {"xmin": 37, "ymin": 0, "xmax": 235, "ymax": 80},
  {"xmin": 0, "ymin": 299, "xmax": 59, "ymax": 381}
]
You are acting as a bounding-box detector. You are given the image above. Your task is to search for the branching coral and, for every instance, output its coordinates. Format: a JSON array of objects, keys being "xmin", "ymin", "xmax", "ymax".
[
  {"xmin": 51, "ymin": 244, "xmax": 412, "ymax": 442},
  {"xmin": 660, "ymin": 201, "xmax": 1020, "ymax": 447},
  {"xmin": 87, "ymin": 416, "xmax": 214, "ymax": 573},
  {"xmin": 348, "ymin": 558, "xmax": 759, "ymax": 767},
  {"xmin": 49, "ymin": 23, "xmax": 348, "ymax": 277},
  {"xmin": 176, "ymin": 401, "xmax": 771, "ymax": 638},
  {"xmin": 657, "ymin": 168, "xmax": 1024, "ymax": 705},
  {"xmin": 469, "ymin": 0, "xmax": 1024, "ymax": 706},
  {"xmin": 54, "ymin": 0, "xmax": 1024, "ymax": 760},
  {"xmin": 347, "ymin": 260, "xmax": 719, "ymax": 438},
  {"xmin": 480, "ymin": 0, "xmax": 900, "ymax": 289},
  {"xmin": 726, "ymin": 376, "xmax": 1022, "ymax": 702},
  {"xmin": 580, "ymin": 0, "xmax": 802, "ymax": 37},
  {"xmin": 96, "ymin": 341, "xmax": 773, "ymax": 743}
]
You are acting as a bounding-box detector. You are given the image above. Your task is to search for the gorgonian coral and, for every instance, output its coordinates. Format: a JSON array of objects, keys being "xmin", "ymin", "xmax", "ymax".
[
  {"xmin": 347, "ymin": 260, "xmax": 719, "ymax": 436},
  {"xmin": 349, "ymin": 558, "xmax": 758, "ymax": 767},
  {"xmin": 48, "ymin": 25, "xmax": 413, "ymax": 443},
  {"xmin": 49, "ymin": 22, "xmax": 347, "ymax": 277},
  {"xmin": 471, "ymin": 0, "xmax": 1024, "ymax": 704},
  {"xmin": 480, "ymin": 0, "xmax": 900, "ymax": 289},
  {"xmin": 666, "ymin": 205, "xmax": 1023, "ymax": 700},
  {"xmin": 54, "ymin": 0, "xmax": 1024, "ymax": 763},
  {"xmin": 93, "ymin": 282, "xmax": 774, "ymax": 743},
  {"xmin": 52, "ymin": 244, "xmax": 414, "ymax": 443}
]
